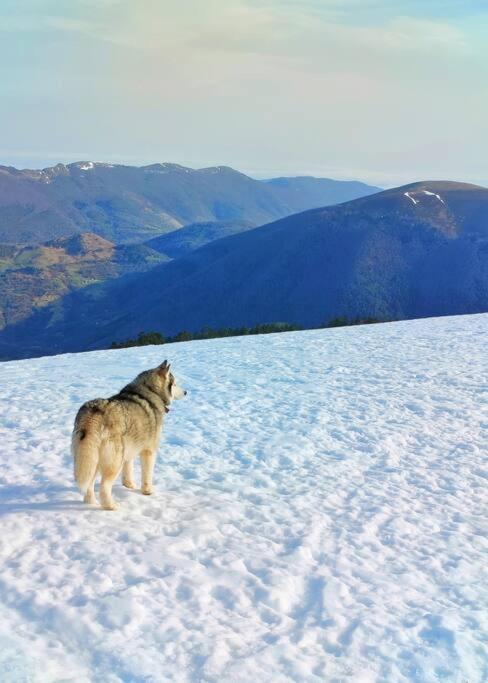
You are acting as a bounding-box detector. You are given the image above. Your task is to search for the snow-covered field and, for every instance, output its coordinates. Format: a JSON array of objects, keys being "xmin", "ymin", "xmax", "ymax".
[{"xmin": 0, "ymin": 314, "xmax": 486, "ymax": 682}]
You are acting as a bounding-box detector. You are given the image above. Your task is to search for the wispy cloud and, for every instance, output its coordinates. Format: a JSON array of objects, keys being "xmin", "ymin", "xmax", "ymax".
[{"xmin": 0, "ymin": 0, "xmax": 486, "ymax": 186}]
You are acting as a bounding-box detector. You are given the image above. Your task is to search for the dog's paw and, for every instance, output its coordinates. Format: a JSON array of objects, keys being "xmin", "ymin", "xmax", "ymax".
[
  {"xmin": 101, "ymin": 501, "xmax": 118, "ymax": 511},
  {"xmin": 83, "ymin": 493, "xmax": 97, "ymax": 505},
  {"xmin": 141, "ymin": 487, "xmax": 153, "ymax": 496},
  {"xmin": 123, "ymin": 480, "xmax": 136, "ymax": 489}
]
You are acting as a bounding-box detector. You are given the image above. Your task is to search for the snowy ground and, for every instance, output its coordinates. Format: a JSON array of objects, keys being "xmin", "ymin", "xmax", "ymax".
[{"xmin": 0, "ymin": 314, "xmax": 486, "ymax": 682}]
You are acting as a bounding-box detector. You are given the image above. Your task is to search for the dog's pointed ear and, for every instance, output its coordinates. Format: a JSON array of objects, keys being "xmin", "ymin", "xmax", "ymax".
[{"xmin": 157, "ymin": 360, "xmax": 170, "ymax": 377}]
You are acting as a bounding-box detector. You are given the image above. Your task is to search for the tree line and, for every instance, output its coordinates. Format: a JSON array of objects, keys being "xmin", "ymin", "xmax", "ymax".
[{"xmin": 110, "ymin": 317, "xmax": 383, "ymax": 349}]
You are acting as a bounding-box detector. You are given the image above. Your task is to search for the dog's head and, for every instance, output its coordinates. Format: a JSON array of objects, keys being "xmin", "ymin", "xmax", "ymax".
[{"xmin": 151, "ymin": 360, "xmax": 187, "ymax": 408}]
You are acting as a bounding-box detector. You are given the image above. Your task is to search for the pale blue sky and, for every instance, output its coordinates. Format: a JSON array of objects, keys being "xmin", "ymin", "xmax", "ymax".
[{"xmin": 1, "ymin": 0, "xmax": 487, "ymax": 186}]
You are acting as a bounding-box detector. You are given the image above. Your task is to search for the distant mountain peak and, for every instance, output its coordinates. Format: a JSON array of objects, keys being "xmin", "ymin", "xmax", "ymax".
[
  {"xmin": 142, "ymin": 162, "xmax": 191, "ymax": 174},
  {"xmin": 197, "ymin": 165, "xmax": 245, "ymax": 176},
  {"xmin": 43, "ymin": 163, "xmax": 69, "ymax": 176},
  {"xmin": 352, "ymin": 180, "xmax": 486, "ymax": 207},
  {"xmin": 68, "ymin": 161, "xmax": 121, "ymax": 172},
  {"xmin": 401, "ymin": 180, "xmax": 486, "ymax": 191},
  {"xmin": 343, "ymin": 180, "xmax": 488, "ymax": 238}
]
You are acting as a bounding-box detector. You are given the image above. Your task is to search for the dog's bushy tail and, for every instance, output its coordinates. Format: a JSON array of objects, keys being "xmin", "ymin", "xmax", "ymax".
[{"xmin": 72, "ymin": 400, "xmax": 107, "ymax": 494}]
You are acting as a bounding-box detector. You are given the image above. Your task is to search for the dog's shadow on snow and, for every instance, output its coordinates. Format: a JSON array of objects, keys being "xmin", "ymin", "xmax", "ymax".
[
  {"xmin": 0, "ymin": 483, "xmax": 90, "ymax": 515},
  {"xmin": 0, "ymin": 483, "xmax": 149, "ymax": 515}
]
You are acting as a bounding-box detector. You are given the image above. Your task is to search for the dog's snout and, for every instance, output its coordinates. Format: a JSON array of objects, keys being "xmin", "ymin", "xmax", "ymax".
[{"xmin": 184, "ymin": 390, "xmax": 188, "ymax": 396}]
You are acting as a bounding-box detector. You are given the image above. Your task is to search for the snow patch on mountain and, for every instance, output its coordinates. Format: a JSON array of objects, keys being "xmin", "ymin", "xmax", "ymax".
[
  {"xmin": 422, "ymin": 189, "xmax": 446, "ymax": 204},
  {"xmin": 404, "ymin": 189, "xmax": 446, "ymax": 207},
  {"xmin": 404, "ymin": 191, "xmax": 418, "ymax": 205}
]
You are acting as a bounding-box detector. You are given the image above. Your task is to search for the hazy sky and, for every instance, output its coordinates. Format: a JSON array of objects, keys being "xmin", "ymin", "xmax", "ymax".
[{"xmin": 1, "ymin": 0, "xmax": 487, "ymax": 187}]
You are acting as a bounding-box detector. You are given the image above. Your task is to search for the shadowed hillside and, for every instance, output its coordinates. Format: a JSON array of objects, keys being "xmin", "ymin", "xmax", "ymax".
[{"xmin": 144, "ymin": 219, "xmax": 255, "ymax": 259}]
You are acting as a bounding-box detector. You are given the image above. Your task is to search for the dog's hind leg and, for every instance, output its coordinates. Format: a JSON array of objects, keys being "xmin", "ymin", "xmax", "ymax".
[
  {"xmin": 122, "ymin": 460, "xmax": 136, "ymax": 489},
  {"xmin": 140, "ymin": 449, "xmax": 156, "ymax": 495},
  {"xmin": 100, "ymin": 465, "xmax": 122, "ymax": 510},
  {"xmin": 84, "ymin": 467, "xmax": 98, "ymax": 505},
  {"xmin": 99, "ymin": 441, "xmax": 123, "ymax": 510}
]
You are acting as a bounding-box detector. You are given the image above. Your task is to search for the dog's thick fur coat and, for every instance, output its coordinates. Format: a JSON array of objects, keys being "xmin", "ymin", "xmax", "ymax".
[{"xmin": 72, "ymin": 361, "xmax": 185, "ymax": 509}]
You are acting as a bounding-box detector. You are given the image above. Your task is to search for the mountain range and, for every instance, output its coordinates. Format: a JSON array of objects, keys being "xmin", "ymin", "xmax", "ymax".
[
  {"xmin": 1, "ymin": 180, "xmax": 486, "ymax": 359},
  {"xmin": 0, "ymin": 162, "xmax": 379, "ymax": 245},
  {"xmin": 0, "ymin": 162, "xmax": 379, "ymax": 339}
]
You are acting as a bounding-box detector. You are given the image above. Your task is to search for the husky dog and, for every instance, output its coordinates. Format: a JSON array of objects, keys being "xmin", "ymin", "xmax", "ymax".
[{"xmin": 72, "ymin": 361, "xmax": 186, "ymax": 510}]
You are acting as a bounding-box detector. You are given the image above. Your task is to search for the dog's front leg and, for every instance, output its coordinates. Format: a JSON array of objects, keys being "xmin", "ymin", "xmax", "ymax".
[
  {"xmin": 140, "ymin": 449, "xmax": 155, "ymax": 495},
  {"xmin": 122, "ymin": 460, "xmax": 136, "ymax": 489}
]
